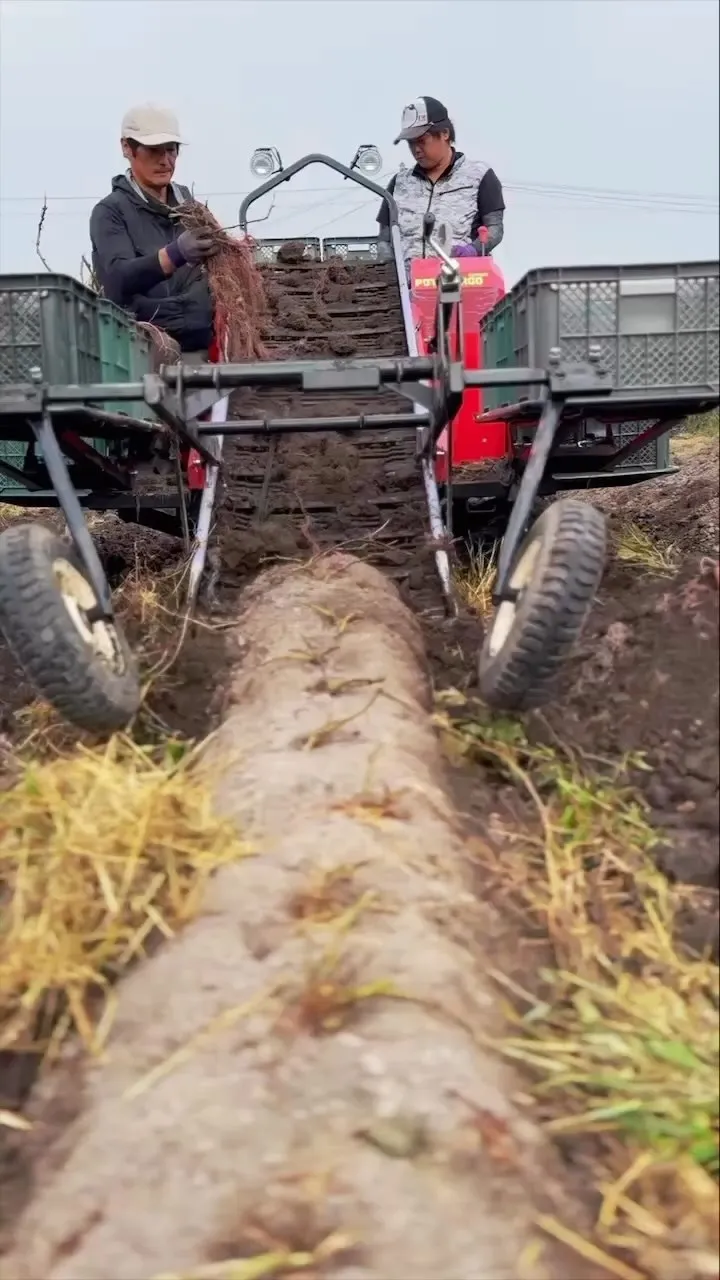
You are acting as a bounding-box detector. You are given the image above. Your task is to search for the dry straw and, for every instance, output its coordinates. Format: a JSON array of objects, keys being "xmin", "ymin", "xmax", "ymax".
[{"xmin": 0, "ymin": 735, "xmax": 252, "ymax": 1057}]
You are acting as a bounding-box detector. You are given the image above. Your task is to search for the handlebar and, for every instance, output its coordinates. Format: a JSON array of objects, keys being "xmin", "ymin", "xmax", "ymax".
[{"xmin": 239, "ymin": 153, "xmax": 399, "ymax": 231}]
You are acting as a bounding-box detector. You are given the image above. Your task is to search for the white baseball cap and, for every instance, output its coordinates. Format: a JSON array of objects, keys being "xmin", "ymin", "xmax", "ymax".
[{"xmin": 121, "ymin": 104, "xmax": 184, "ymax": 147}]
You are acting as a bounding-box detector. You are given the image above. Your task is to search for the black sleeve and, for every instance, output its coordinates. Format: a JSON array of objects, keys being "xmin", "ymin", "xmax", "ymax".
[
  {"xmin": 471, "ymin": 168, "xmax": 505, "ymax": 238},
  {"xmin": 376, "ymin": 173, "xmax": 398, "ymax": 228},
  {"xmin": 89, "ymin": 201, "xmax": 168, "ymax": 306}
]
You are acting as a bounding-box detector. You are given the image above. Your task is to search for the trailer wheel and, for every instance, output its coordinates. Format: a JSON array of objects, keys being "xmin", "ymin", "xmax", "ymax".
[
  {"xmin": 0, "ymin": 522, "xmax": 141, "ymax": 735},
  {"xmin": 478, "ymin": 499, "xmax": 607, "ymax": 711}
]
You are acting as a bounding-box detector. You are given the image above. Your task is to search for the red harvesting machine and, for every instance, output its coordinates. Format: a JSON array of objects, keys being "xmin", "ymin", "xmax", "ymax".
[{"xmin": 410, "ymin": 252, "xmax": 508, "ymax": 484}]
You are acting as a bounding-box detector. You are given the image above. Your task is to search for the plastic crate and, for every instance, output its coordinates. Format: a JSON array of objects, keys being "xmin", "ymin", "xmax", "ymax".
[
  {"xmin": 0, "ymin": 273, "xmax": 103, "ymax": 492},
  {"xmin": 481, "ymin": 261, "xmax": 719, "ymax": 470},
  {"xmin": 253, "ymin": 237, "xmax": 322, "ymax": 264},
  {"xmin": 98, "ymin": 298, "xmax": 152, "ymax": 418},
  {"xmin": 0, "ymin": 273, "xmax": 102, "ymax": 385},
  {"xmin": 0, "ymin": 277, "xmax": 152, "ymax": 494},
  {"xmin": 323, "ymin": 236, "xmax": 381, "ymax": 263}
]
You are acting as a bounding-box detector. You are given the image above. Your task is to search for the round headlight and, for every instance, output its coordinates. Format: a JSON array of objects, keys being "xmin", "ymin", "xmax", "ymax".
[
  {"xmin": 356, "ymin": 145, "xmax": 382, "ymax": 177},
  {"xmin": 250, "ymin": 147, "xmax": 281, "ymax": 178}
]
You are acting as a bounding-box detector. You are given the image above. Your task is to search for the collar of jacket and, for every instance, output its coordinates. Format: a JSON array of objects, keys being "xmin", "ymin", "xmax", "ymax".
[
  {"xmin": 125, "ymin": 169, "xmax": 186, "ymax": 210},
  {"xmin": 411, "ymin": 149, "xmax": 465, "ymax": 183}
]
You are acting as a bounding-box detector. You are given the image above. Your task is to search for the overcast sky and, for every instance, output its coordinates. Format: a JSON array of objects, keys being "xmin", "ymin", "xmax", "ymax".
[{"xmin": 0, "ymin": 0, "xmax": 718, "ymax": 288}]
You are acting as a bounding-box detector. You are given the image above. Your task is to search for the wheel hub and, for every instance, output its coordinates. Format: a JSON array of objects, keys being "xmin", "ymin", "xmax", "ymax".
[
  {"xmin": 487, "ymin": 540, "xmax": 541, "ymax": 657},
  {"xmin": 53, "ymin": 558, "xmax": 125, "ymax": 672}
]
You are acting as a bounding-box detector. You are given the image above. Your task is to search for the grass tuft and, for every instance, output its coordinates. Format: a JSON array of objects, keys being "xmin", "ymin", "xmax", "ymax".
[
  {"xmin": 435, "ymin": 694, "xmax": 719, "ymax": 1279},
  {"xmin": 615, "ymin": 524, "xmax": 680, "ymax": 577},
  {"xmin": 453, "ymin": 543, "xmax": 498, "ymax": 618}
]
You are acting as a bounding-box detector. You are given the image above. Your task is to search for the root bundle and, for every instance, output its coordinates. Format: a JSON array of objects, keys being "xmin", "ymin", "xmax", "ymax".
[{"xmin": 177, "ymin": 201, "xmax": 269, "ymax": 362}]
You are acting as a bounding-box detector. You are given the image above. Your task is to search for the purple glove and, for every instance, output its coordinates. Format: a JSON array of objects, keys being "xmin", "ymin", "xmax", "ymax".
[
  {"xmin": 166, "ymin": 228, "xmax": 217, "ymax": 268},
  {"xmin": 451, "ymin": 243, "xmax": 479, "ymax": 258}
]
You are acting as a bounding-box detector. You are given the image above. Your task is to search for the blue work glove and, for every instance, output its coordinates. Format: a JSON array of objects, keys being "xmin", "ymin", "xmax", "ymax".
[
  {"xmin": 166, "ymin": 228, "xmax": 218, "ymax": 268},
  {"xmin": 451, "ymin": 243, "xmax": 480, "ymax": 258}
]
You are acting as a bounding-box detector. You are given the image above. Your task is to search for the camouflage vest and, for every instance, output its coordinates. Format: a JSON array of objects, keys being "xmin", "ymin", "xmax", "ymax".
[{"xmin": 392, "ymin": 154, "xmax": 490, "ymax": 264}]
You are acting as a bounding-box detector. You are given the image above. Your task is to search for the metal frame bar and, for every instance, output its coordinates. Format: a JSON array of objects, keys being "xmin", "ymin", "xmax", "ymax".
[
  {"xmin": 387, "ymin": 218, "xmax": 457, "ymax": 614},
  {"xmin": 603, "ymin": 417, "xmax": 682, "ymax": 469},
  {"xmin": 1, "ymin": 490, "xmax": 198, "ymax": 511},
  {"xmin": 188, "ymin": 339, "xmax": 229, "ymax": 606},
  {"xmin": 474, "ymin": 388, "xmax": 719, "ymax": 424},
  {"xmin": 57, "ymin": 429, "xmax": 133, "ymax": 489},
  {"xmin": 194, "ymin": 411, "xmax": 431, "ymax": 436},
  {"xmin": 31, "ymin": 413, "xmax": 114, "ymax": 621},
  {"xmin": 393, "ymin": 222, "xmax": 457, "ymax": 610},
  {"xmin": 238, "ymin": 154, "xmax": 399, "ymax": 230},
  {"xmin": 494, "ymin": 396, "xmax": 562, "ymax": 602}
]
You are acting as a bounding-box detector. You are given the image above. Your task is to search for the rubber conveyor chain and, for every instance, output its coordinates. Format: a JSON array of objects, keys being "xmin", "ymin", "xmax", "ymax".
[{"xmin": 219, "ymin": 254, "xmax": 438, "ymax": 588}]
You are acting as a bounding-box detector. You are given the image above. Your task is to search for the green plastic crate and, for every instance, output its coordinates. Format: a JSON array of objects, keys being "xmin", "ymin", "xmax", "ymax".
[
  {"xmin": 0, "ymin": 276, "xmax": 155, "ymax": 494},
  {"xmin": 0, "ymin": 273, "xmax": 104, "ymax": 492},
  {"xmin": 97, "ymin": 298, "xmax": 152, "ymax": 418},
  {"xmin": 0, "ymin": 272, "xmax": 103, "ymax": 385}
]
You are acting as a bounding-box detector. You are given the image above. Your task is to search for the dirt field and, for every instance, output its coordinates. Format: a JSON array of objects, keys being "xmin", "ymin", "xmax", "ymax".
[{"xmin": 0, "ymin": 251, "xmax": 717, "ymax": 1280}]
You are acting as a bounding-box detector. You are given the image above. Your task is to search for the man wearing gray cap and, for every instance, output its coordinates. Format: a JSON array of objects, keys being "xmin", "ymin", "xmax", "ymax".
[
  {"xmin": 90, "ymin": 105, "xmax": 217, "ymax": 355},
  {"xmin": 377, "ymin": 95, "xmax": 505, "ymax": 268}
]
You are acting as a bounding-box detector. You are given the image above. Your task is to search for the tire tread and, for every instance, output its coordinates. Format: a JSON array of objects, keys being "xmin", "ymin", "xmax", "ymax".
[
  {"xmin": 479, "ymin": 500, "xmax": 607, "ymax": 711},
  {"xmin": 0, "ymin": 523, "xmax": 141, "ymax": 734}
]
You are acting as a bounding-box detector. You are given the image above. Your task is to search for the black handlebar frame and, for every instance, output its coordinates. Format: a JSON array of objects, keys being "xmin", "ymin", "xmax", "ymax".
[{"xmin": 239, "ymin": 153, "xmax": 398, "ymax": 231}]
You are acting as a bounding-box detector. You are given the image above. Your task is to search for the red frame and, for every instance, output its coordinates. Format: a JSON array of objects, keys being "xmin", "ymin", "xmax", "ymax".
[{"xmin": 409, "ymin": 256, "xmax": 508, "ymax": 483}]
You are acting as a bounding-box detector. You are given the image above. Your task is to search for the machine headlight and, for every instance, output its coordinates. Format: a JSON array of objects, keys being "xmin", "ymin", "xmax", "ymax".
[
  {"xmin": 353, "ymin": 145, "xmax": 382, "ymax": 177},
  {"xmin": 249, "ymin": 147, "xmax": 283, "ymax": 179}
]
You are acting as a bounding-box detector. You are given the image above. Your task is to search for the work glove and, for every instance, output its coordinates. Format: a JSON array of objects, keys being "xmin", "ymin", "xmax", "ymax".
[
  {"xmin": 166, "ymin": 229, "xmax": 218, "ymax": 268},
  {"xmin": 375, "ymin": 240, "xmax": 393, "ymax": 264},
  {"xmin": 450, "ymin": 243, "xmax": 480, "ymax": 258}
]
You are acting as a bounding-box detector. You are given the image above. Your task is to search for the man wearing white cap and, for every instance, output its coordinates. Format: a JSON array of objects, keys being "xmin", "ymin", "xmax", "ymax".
[{"xmin": 90, "ymin": 105, "xmax": 217, "ymax": 355}]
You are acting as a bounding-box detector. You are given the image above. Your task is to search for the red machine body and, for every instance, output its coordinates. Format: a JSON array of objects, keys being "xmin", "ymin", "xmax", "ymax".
[{"xmin": 410, "ymin": 256, "xmax": 507, "ymax": 483}]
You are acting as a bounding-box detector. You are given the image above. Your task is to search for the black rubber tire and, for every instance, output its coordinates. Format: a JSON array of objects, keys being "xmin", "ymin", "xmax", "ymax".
[
  {"xmin": 478, "ymin": 499, "xmax": 607, "ymax": 712},
  {"xmin": 0, "ymin": 522, "xmax": 141, "ymax": 735}
]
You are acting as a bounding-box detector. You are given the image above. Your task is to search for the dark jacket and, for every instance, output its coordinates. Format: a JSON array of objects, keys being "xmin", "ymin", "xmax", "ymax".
[{"xmin": 89, "ymin": 175, "xmax": 214, "ymax": 352}]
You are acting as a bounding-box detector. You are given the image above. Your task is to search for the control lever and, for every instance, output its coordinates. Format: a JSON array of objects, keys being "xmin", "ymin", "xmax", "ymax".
[{"xmin": 421, "ymin": 212, "xmax": 460, "ymax": 284}]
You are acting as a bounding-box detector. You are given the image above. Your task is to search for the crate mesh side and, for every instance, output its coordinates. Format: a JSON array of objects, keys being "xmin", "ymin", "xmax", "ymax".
[
  {"xmin": 0, "ymin": 292, "xmax": 42, "ymax": 382},
  {"xmin": 553, "ymin": 275, "xmax": 719, "ymax": 387},
  {"xmin": 677, "ymin": 275, "xmax": 720, "ymax": 331},
  {"xmin": 0, "ymin": 443, "xmax": 29, "ymax": 491},
  {"xmin": 708, "ymin": 330, "xmax": 719, "ymax": 379},
  {"xmin": 0, "ymin": 286, "xmax": 101, "ymax": 384},
  {"xmin": 77, "ymin": 308, "xmax": 101, "ymax": 383},
  {"xmin": 562, "ymin": 335, "xmax": 618, "ymax": 380},
  {"xmin": 323, "ymin": 237, "xmax": 380, "ymax": 262},
  {"xmin": 559, "ymin": 281, "xmax": 618, "ymax": 337},
  {"xmin": 677, "ymin": 332, "xmax": 712, "ymax": 386},
  {"xmin": 253, "ymin": 238, "xmax": 322, "ymax": 264},
  {"xmin": 614, "ymin": 421, "xmax": 662, "ymax": 469}
]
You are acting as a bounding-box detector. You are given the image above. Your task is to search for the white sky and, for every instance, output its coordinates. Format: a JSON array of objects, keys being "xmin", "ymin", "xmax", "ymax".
[{"xmin": 0, "ymin": 0, "xmax": 718, "ymax": 289}]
